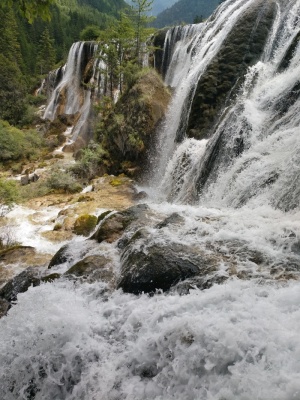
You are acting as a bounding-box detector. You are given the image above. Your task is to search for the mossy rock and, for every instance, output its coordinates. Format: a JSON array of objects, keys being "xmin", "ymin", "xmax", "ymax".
[
  {"xmin": 109, "ymin": 178, "xmax": 124, "ymax": 187},
  {"xmin": 73, "ymin": 214, "xmax": 98, "ymax": 236},
  {"xmin": 97, "ymin": 210, "xmax": 112, "ymax": 224},
  {"xmin": 185, "ymin": 0, "xmax": 276, "ymax": 141}
]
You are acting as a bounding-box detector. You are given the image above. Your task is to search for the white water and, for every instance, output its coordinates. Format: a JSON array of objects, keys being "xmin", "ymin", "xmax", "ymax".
[
  {"xmin": 152, "ymin": 0, "xmax": 258, "ymax": 185},
  {"xmin": 43, "ymin": 42, "xmax": 105, "ymax": 144},
  {"xmin": 2, "ymin": 1, "xmax": 300, "ymax": 399}
]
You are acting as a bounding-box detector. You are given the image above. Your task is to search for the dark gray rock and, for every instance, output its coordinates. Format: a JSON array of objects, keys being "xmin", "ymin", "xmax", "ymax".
[
  {"xmin": 0, "ymin": 268, "xmax": 40, "ymax": 303},
  {"xmin": 48, "ymin": 244, "xmax": 70, "ymax": 269},
  {"xmin": 0, "ymin": 298, "xmax": 10, "ymax": 318},
  {"xmin": 118, "ymin": 242, "xmax": 217, "ymax": 294},
  {"xmin": 155, "ymin": 212, "xmax": 184, "ymax": 229}
]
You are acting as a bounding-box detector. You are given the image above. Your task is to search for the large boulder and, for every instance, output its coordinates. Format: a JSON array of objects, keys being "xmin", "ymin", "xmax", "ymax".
[
  {"xmin": 91, "ymin": 204, "xmax": 150, "ymax": 243},
  {"xmin": 118, "ymin": 218, "xmax": 219, "ymax": 294},
  {"xmin": 119, "ymin": 243, "xmax": 207, "ymax": 294}
]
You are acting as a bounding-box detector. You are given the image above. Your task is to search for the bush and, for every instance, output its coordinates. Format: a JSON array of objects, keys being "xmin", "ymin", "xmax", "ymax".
[
  {"xmin": 46, "ymin": 168, "xmax": 82, "ymax": 194},
  {"xmin": 0, "ymin": 178, "xmax": 19, "ymax": 216},
  {"xmin": 0, "ymin": 120, "xmax": 45, "ymax": 162},
  {"xmin": 70, "ymin": 142, "xmax": 108, "ymax": 180},
  {"xmin": 80, "ymin": 25, "xmax": 102, "ymax": 41}
]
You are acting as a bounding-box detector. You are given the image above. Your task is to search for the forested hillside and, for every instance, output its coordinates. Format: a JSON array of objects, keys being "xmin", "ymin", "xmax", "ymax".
[
  {"xmin": 0, "ymin": 0, "xmax": 127, "ymax": 125},
  {"xmin": 125, "ymin": 0, "xmax": 178, "ymax": 16},
  {"xmin": 153, "ymin": 0, "xmax": 220, "ymax": 27}
]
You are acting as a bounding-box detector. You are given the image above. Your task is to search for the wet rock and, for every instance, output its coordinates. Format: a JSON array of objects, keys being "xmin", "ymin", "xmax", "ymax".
[
  {"xmin": 172, "ymin": 274, "xmax": 228, "ymax": 295},
  {"xmin": 91, "ymin": 204, "xmax": 150, "ymax": 243},
  {"xmin": 97, "ymin": 210, "xmax": 112, "ymax": 224},
  {"xmin": 41, "ymin": 273, "xmax": 61, "ymax": 283},
  {"xmin": 0, "ymin": 298, "xmax": 10, "ymax": 318},
  {"xmin": 20, "ymin": 173, "xmax": 39, "ymax": 186},
  {"xmin": 64, "ymin": 255, "xmax": 115, "ymax": 285},
  {"xmin": 20, "ymin": 175, "xmax": 29, "ymax": 185},
  {"xmin": 0, "ymin": 268, "xmax": 40, "ymax": 303},
  {"xmin": 133, "ymin": 191, "xmax": 148, "ymax": 201},
  {"xmin": 48, "ymin": 244, "xmax": 70, "ymax": 268},
  {"xmin": 119, "ymin": 242, "xmax": 217, "ymax": 294},
  {"xmin": 155, "ymin": 212, "xmax": 184, "ymax": 229}
]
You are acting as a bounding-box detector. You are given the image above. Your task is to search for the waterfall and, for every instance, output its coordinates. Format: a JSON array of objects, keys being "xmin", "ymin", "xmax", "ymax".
[
  {"xmin": 154, "ymin": 0, "xmax": 300, "ymax": 210},
  {"xmin": 151, "ymin": 0, "xmax": 261, "ymax": 190},
  {"xmin": 43, "ymin": 42, "xmax": 107, "ymax": 145},
  {"xmin": 2, "ymin": 1, "xmax": 300, "ymax": 399}
]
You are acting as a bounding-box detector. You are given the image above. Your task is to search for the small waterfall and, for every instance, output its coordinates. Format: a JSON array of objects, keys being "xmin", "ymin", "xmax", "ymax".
[
  {"xmin": 162, "ymin": 24, "xmax": 204, "ymax": 87},
  {"xmin": 43, "ymin": 42, "xmax": 107, "ymax": 146}
]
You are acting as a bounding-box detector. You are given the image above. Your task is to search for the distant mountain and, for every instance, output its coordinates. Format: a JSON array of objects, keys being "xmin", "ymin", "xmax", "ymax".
[
  {"xmin": 152, "ymin": 0, "xmax": 220, "ymax": 28},
  {"xmin": 125, "ymin": 0, "xmax": 178, "ymax": 16}
]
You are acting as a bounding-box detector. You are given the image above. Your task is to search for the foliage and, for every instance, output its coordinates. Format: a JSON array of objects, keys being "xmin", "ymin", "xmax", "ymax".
[
  {"xmin": 80, "ymin": 25, "xmax": 102, "ymax": 40},
  {"xmin": 130, "ymin": 0, "xmax": 155, "ymax": 64},
  {"xmin": 1, "ymin": 0, "xmax": 55, "ymax": 22},
  {"xmin": 36, "ymin": 28, "xmax": 56, "ymax": 75},
  {"xmin": 0, "ymin": 7, "xmax": 27, "ymax": 125},
  {"xmin": 0, "ymin": 120, "xmax": 45, "ymax": 162},
  {"xmin": 46, "ymin": 168, "xmax": 83, "ymax": 193},
  {"xmin": 70, "ymin": 142, "xmax": 108, "ymax": 180},
  {"xmin": 0, "ymin": 179, "xmax": 19, "ymax": 217},
  {"xmin": 96, "ymin": 0, "xmax": 155, "ymax": 97}
]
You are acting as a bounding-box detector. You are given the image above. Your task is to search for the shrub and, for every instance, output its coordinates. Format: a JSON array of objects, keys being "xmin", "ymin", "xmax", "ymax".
[
  {"xmin": 0, "ymin": 178, "xmax": 19, "ymax": 216},
  {"xmin": 0, "ymin": 120, "xmax": 45, "ymax": 162},
  {"xmin": 46, "ymin": 168, "xmax": 82, "ymax": 194},
  {"xmin": 70, "ymin": 142, "xmax": 108, "ymax": 180}
]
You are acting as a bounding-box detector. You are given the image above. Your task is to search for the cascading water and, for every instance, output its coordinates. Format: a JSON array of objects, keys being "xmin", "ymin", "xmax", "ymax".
[
  {"xmin": 2, "ymin": 1, "xmax": 300, "ymax": 399},
  {"xmin": 43, "ymin": 42, "xmax": 107, "ymax": 145}
]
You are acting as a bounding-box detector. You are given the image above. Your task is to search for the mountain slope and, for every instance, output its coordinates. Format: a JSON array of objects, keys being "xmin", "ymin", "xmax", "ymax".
[
  {"xmin": 125, "ymin": 0, "xmax": 178, "ymax": 16},
  {"xmin": 153, "ymin": 0, "xmax": 220, "ymax": 28}
]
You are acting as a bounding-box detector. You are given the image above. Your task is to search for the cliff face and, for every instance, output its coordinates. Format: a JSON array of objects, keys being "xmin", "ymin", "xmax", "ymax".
[
  {"xmin": 186, "ymin": 0, "xmax": 277, "ymax": 141},
  {"xmin": 100, "ymin": 69, "xmax": 171, "ymax": 176}
]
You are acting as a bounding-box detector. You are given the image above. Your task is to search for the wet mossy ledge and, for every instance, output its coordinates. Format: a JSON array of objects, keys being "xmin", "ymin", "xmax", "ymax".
[
  {"xmin": 185, "ymin": 0, "xmax": 277, "ymax": 141},
  {"xmin": 98, "ymin": 69, "xmax": 171, "ymax": 177}
]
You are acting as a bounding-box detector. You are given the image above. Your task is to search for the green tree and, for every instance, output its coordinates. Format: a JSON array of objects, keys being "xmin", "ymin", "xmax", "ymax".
[
  {"xmin": 1, "ymin": 0, "xmax": 54, "ymax": 22},
  {"xmin": 0, "ymin": 7, "xmax": 27, "ymax": 124},
  {"xmin": 130, "ymin": 0, "xmax": 154, "ymax": 65},
  {"xmin": 36, "ymin": 28, "xmax": 56, "ymax": 75},
  {"xmin": 80, "ymin": 25, "xmax": 102, "ymax": 41}
]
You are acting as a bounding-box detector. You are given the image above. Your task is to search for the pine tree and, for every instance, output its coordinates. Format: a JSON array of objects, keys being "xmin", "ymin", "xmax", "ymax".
[
  {"xmin": 36, "ymin": 28, "xmax": 56, "ymax": 75},
  {"xmin": 0, "ymin": 7, "xmax": 26, "ymax": 124},
  {"xmin": 130, "ymin": 0, "xmax": 154, "ymax": 65}
]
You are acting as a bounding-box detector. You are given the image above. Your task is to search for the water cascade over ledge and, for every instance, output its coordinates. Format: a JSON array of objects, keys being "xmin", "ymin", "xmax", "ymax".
[
  {"xmin": 42, "ymin": 41, "xmax": 107, "ymax": 148},
  {"xmin": 2, "ymin": 0, "xmax": 300, "ymax": 399}
]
